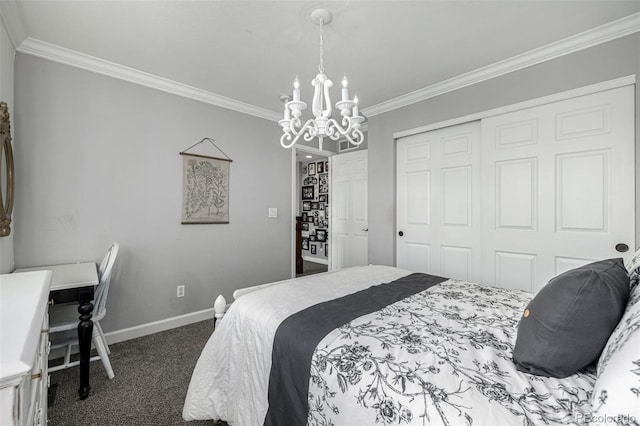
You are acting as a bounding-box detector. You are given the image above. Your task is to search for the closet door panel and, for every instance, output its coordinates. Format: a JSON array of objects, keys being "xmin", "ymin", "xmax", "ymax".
[
  {"xmin": 495, "ymin": 251, "xmax": 538, "ymax": 292},
  {"xmin": 556, "ymin": 150, "xmax": 608, "ymax": 232},
  {"xmin": 397, "ymin": 121, "xmax": 482, "ymax": 282},
  {"xmin": 495, "ymin": 158, "xmax": 538, "ymax": 230},
  {"xmin": 482, "ymin": 85, "xmax": 635, "ymax": 292},
  {"xmin": 397, "ymin": 133, "xmax": 433, "ymax": 273},
  {"xmin": 442, "ymin": 166, "xmax": 472, "ymax": 227},
  {"xmin": 405, "ymin": 243, "xmax": 431, "ymax": 273},
  {"xmin": 441, "ymin": 245, "xmax": 472, "ymax": 281}
]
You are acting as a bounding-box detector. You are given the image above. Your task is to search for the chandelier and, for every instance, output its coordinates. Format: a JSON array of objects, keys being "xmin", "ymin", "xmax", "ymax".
[{"xmin": 279, "ymin": 9, "xmax": 365, "ymax": 151}]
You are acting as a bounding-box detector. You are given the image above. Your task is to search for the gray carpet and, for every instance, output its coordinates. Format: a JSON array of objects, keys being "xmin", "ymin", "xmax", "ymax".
[{"xmin": 47, "ymin": 320, "xmax": 227, "ymax": 426}]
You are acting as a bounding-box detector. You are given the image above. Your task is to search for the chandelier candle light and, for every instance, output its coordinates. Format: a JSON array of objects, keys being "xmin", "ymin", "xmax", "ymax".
[{"xmin": 279, "ymin": 9, "xmax": 365, "ymax": 151}]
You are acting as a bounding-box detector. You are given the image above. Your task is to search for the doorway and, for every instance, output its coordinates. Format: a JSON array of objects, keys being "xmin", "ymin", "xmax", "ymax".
[{"xmin": 292, "ymin": 145, "xmax": 332, "ymax": 277}]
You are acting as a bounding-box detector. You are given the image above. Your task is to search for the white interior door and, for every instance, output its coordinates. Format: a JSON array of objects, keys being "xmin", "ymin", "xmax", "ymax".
[
  {"xmin": 331, "ymin": 149, "xmax": 368, "ymax": 270},
  {"xmin": 482, "ymin": 85, "xmax": 635, "ymax": 292},
  {"xmin": 396, "ymin": 122, "xmax": 482, "ymax": 281}
]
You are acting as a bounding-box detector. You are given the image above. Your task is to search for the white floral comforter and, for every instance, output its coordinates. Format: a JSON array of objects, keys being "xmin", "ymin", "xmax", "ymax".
[
  {"xmin": 183, "ymin": 265, "xmax": 596, "ymax": 426},
  {"xmin": 307, "ymin": 279, "xmax": 595, "ymax": 426}
]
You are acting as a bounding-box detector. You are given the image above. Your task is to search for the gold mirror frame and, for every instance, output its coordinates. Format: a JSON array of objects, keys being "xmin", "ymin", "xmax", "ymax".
[{"xmin": 0, "ymin": 102, "xmax": 15, "ymax": 237}]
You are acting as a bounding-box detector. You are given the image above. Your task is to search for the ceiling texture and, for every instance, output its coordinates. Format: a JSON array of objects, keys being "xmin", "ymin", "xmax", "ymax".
[{"xmin": 3, "ymin": 1, "xmax": 640, "ymax": 121}]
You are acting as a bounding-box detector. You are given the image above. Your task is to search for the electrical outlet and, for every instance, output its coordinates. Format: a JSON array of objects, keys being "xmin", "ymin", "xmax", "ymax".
[{"xmin": 177, "ymin": 285, "xmax": 185, "ymax": 298}]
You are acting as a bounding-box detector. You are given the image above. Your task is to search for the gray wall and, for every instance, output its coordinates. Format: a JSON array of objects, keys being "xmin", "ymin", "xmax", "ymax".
[
  {"xmin": 0, "ymin": 17, "xmax": 15, "ymax": 273},
  {"xmin": 10, "ymin": 32, "xmax": 640, "ymax": 332},
  {"xmin": 14, "ymin": 54, "xmax": 292, "ymax": 331},
  {"xmin": 368, "ymin": 34, "xmax": 640, "ymax": 266}
]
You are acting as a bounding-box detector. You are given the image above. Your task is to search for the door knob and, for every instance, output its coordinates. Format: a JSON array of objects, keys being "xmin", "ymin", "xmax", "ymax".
[
  {"xmin": 615, "ymin": 243, "xmax": 629, "ymax": 253},
  {"xmin": 361, "ymin": 228, "xmax": 369, "ymax": 232},
  {"xmin": 398, "ymin": 231, "xmax": 404, "ymax": 237}
]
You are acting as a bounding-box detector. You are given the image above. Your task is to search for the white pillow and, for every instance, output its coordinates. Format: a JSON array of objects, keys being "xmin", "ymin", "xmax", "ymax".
[{"xmin": 590, "ymin": 274, "xmax": 640, "ymax": 425}]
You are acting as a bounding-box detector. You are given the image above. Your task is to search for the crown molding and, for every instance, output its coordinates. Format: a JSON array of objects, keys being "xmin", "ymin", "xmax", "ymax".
[
  {"xmin": 393, "ymin": 74, "xmax": 635, "ymax": 139},
  {"xmin": 13, "ymin": 12, "xmax": 640, "ymax": 121},
  {"xmin": 16, "ymin": 37, "xmax": 282, "ymax": 122},
  {"xmin": 0, "ymin": 1, "xmax": 27, "ymax": 49},
  {"xmin": 363, "ymin": 12, "xmax": 640, "ymax": 118}
]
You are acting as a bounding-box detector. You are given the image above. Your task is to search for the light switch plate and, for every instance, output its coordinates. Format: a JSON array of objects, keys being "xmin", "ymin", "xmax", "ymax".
[{"xmin": 268, "ymin": 208, "xmax": 278, "ymax": 218}]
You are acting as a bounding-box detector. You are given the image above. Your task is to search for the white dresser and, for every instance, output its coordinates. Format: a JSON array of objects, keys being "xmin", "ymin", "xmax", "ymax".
[{"xmin": 0, "ymin": 271, "xmax": 52, "ymax": 426}]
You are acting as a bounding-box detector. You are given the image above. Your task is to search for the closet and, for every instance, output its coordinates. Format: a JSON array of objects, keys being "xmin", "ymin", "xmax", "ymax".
[{"xmin": 396, "ymin": 84, "xmax": 635, "ymax": 292}]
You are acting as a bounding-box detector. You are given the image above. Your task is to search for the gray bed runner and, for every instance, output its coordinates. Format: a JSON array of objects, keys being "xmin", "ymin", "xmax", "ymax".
[{"xmin": 264, "ymin": 272, "xmax": 447, "ymax": 426}]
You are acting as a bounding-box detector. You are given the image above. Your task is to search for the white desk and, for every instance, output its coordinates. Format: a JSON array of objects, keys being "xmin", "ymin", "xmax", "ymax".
[
  {"xmin": 15, "ymin": 262, "xmax": 98, "ymax": 291},
  {"xmin": 14, "ymin": 262, "xmax": 99, "ymax": 400}
]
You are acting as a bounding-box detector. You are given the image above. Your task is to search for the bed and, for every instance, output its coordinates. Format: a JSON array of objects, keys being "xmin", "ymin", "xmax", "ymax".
[{"xmin": 183, "ymin": 262, "xmax": 640, "ymax": 426}]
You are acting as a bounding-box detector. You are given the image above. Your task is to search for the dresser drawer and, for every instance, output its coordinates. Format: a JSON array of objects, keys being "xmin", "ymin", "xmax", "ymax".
[{"xmin": 1, "ymin": 271, "xmax": 52, "ymax": 426}]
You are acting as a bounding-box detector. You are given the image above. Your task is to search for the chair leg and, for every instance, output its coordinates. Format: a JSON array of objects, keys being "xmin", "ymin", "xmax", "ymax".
[
  {"xmin": 64, "ymin": 343, "xmax": 72, "ymax": 367},
  {"xmin": 92, "ymin": 327, "xmax": 114, "ymax": 379},
  {"xmin": 95, "ymin": 322, "xmax": 110, "ymax": 355}
]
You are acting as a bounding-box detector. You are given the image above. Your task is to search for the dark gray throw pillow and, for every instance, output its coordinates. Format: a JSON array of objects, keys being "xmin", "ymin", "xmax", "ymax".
[{"xmin": 512, "ymin": 258, "xmax": 629, "ymax": 378}]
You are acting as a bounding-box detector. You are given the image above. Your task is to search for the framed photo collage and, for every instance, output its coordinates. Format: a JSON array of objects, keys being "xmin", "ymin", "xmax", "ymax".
[{"xmin": 301, "ymin": 159, "xmax": 329, "ymax": 258}]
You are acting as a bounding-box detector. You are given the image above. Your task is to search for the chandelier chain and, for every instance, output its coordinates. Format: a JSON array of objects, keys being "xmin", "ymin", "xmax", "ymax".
[{"xmin": 318, "ymin": 18, "xmax": 324, "ymax": 73}]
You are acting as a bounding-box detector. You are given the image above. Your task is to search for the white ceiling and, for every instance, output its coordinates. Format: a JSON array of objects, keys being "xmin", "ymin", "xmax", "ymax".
[{"xmin": 9, "ymin": 1, "xmax": 640, "ymax": 118}]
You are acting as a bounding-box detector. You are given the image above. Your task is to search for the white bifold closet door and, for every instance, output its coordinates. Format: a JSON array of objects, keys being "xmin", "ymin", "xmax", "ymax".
[
  {"xmin": 396, "ymin": 121, "xmax": 482, "ymax": 282},
  {"xmin": 397, "ymin": 85, "xmax": 635, "ymax": 292},
  {"xmin": 482, "ymin": 85, "xmax": 635, "ymax": 292}
]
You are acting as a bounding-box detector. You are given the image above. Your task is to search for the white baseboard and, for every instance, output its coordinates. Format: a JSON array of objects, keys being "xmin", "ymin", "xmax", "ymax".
[
  {"xmin": 104, "ymin": 308, "xmax": 215, "ymax": 345},
  {"xmin": 49, "ymin": 306, "xmax": 234, "ymax": 361}
]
